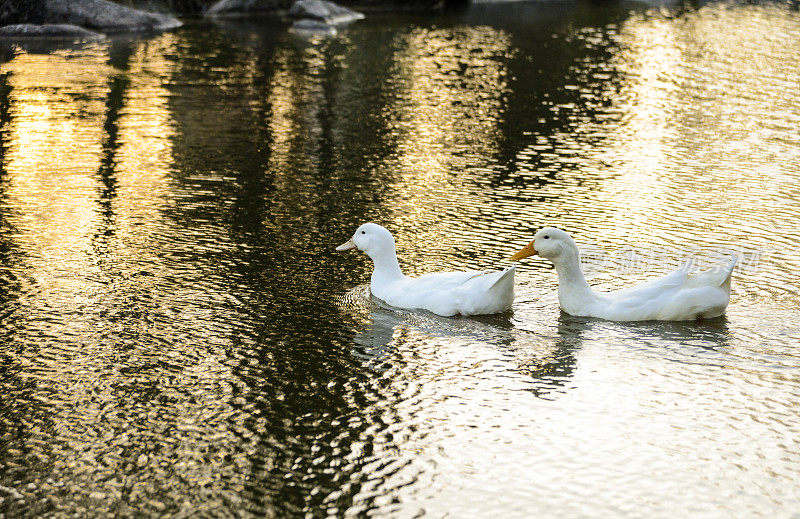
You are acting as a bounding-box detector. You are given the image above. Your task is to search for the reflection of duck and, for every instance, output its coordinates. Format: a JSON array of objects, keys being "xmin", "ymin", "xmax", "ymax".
[
  {"xmin": 337, "ymin": 223, "xmax": 514, "ymax": 317},
  {"xmin": 512, "ymin": 227, "xmax": 736, "ymax": 321},
  {"xmin": 339, "ymin": 288, "xmax": 581, "ymax": 398},
  {"xmin": 615, "ymin": 316, "xmax": 733, "ymax": 352},
  {"xmin": 509, "ymin": 315, "xmax": 583, "ymax": 398},
  {"xmin": 288, "ymin": 19, "xmax": 337, "ymax": 38}
]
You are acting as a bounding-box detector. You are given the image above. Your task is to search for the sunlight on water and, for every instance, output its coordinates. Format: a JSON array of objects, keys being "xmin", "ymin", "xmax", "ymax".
[
  {"xmin": 381, "ymin": 25, "xmax": 513, "ymax": 270},
  {"xmin": 0, "ymin": 38, "xmax": 251, "ymax": 515},
  {"xmin": 1, "ymin": 2, "xmax": 800, "ymax": 517}
]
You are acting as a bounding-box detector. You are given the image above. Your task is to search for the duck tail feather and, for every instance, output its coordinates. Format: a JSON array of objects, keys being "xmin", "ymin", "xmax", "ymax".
[
  {"xmin": 718, "ymin": 253, "xmax": 737, "ymax": 287},
  {"xmin": 489, "ymin": 264, "xmax": 516, "ymax": 290}
]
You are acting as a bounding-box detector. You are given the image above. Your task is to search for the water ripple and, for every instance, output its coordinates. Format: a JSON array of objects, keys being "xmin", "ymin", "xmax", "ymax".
[{"xmin": 2, "ymin": 3, "xmax": 800, "ymax": 518}]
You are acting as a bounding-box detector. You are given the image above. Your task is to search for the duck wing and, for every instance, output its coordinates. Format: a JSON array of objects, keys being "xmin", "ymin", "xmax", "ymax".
[
  {"xmin": 385, "ymin": 267, "xmax": 515, "ymax": 317},
  {"xmin": 600, "ymin": 256, "xmax": 736, "ymax": 320},
  {"xmin": 407, "ymin": 270, "xmax": 487, "ymax": 292},
  {"xmin": 604, "ymin": 260, "xmax": 693, "ymax": 310},
  {"xmin": 410, "ymin": 266, "xmax": 515, "ymax": 292}
]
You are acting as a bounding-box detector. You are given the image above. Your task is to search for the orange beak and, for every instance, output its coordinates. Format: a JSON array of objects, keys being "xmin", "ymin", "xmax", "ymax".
[{"xmin": 510, "ymin": 241, "xmax": 537, "ymax": 261}]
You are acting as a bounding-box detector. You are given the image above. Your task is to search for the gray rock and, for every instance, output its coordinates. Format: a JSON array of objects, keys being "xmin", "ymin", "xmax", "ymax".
[
  {"xmin": 286, "ymin": 0, "xmax": 363, "ymax": 25},
  {"xmin": 0, "ymin": 23, "xmax": 106, "ymax": 39},
  {"xmin": 205, "ymin": 0, "xmax": 283, "ymax": 16},
  {"xmin": 25, "ymin": 0, "xmax": 182, "ymax": 33},
  {"xmin": 206, "ymin": 0, "xmax": 363, "ymax": 24}
]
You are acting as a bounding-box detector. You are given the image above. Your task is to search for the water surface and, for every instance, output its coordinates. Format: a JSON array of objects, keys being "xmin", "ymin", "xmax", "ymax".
[{"xmin": 1, "ymin": 2, "xmax": 800, "ymax": 517}]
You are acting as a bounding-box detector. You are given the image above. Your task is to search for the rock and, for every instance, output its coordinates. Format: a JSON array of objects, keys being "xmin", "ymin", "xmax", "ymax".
[
  {"xmin": 0, "ymin": 1, "xmax": 43, "ymax": 25},
  {"xmin": 136, "ymin": 454, "xmax": 148, "ymax": 467},
  {"xmin": 47, "ymin": 0, "xmax": 182, "ymax": 32},
  {"xmin": 286, "ymin": 0, "xmax": 363, "ymax": 25},
  {"xmin": 205, "ymin": 0, "xmax": 284, "ymax": 16},
  {"xmin": 206, "ymin": 0, "xmax": 364, "ymax": 24},
  {"xmin": 0, "ymin": 23, "xmax": 106, "ymax": 39},
  {"xmin": 0, "ymin": 0, "xmax": 181, "ymax": 33}
]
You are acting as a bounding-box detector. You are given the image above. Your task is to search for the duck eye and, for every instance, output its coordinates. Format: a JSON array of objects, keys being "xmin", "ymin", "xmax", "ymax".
[
  {"xmin": 361, "ymin": 231, "xmax": 366, "ymax": 234},
  {"xmin": 544, "ymin": 235, "xmax": 550, "ymax": 239}
]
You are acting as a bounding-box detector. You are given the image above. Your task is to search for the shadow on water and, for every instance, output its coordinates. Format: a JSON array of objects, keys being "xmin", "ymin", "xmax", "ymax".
[
  {"xmin": 624, "ymin": 316, "xmax": 733, "ymax": 345},
  {"xmin": 343, "ymin": 289, "xmax": 583, "ymax": 399},
  {"xmin": 455, "ymin": 2, "xmax": 633, "ymax": 190},
  {"xmin": 0, "ymin": 68, "xmax": 11, "ymax": 284},
  {"xmin": 216, "ymin": 271, "xmax": 400, "ymax": 514},
  {"xmin": 192, "ymin": 280, "xmax": 591, "ymax": 514},
  {"xmin": 557, "ymin": 311, "xmax": 735, "ymax": 364},
  {"xmin": 0, "ymin": 62, "xmax": 13, "ymax": 293},
  {"xmin": 94, "ymin": 40, "xmax": 135, "ymax": 244},
  {"xmin": 0, "ymin": 55, "xmax": 40, "ymax": 497}
]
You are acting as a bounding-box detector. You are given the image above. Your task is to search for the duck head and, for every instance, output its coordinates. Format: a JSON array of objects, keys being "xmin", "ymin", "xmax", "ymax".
[
  {"xmin": 510, "ymin": 227, "xmax": 578, "ymax": 261},
  {"xmin": 336, "ymin": 222, "xmax": 396, "ymax": 261}
]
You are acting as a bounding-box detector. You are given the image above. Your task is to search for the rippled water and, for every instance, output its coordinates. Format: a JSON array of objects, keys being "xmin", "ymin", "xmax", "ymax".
[{"xmin": 1, "ymin": 2, "xmax": 800, "ymax": 517}]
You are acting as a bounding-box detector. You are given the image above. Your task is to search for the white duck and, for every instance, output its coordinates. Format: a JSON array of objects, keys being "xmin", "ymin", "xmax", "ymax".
[
  {"xmin": 510, "ymin": 227, "xmax": 736, "ymax": 321},
  {"xmin": 336, "ymin": 223, "xmax": 515, "ymax": 317}
]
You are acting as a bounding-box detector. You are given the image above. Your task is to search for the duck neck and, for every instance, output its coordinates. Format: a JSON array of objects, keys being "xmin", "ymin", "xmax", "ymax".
[
  {"xmin": 552, "ymin": 250, "xmax": 596, "ymax": 311},
  {"xmin": 368, "ymin": 245, "xmax": 405, "ymax": 281}
]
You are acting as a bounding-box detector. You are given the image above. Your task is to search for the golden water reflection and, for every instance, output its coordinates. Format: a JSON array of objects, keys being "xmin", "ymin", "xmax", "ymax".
[
  {"xmin": 380, "ymin": 26, "xmax": 513, "ymax": 272},
  {"xmin": 0, "ymin": 37, "xmax": 248, "ymax": 515},
  {"xmin": 506, "ymin": 5, "xmax": 800, "ymax": 304},
  {"xmin": 1, "ymin": 3, "xmax": 800, "ymax": 517}
]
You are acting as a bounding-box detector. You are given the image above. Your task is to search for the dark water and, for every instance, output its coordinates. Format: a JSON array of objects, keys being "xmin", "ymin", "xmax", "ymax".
[{"xmin": 1, "ymin": 2, "xmax": 800, "ymax": 517}]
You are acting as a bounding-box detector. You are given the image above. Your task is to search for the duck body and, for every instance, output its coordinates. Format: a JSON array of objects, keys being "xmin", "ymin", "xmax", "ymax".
[
  {"xmin": 337, "ymin": 223, "xmax": 514, "ymax": 317},
  {"xmin": 371, "ymin": 266, "xmax": 516, "ymax": 317},
  {"xmin": 512, "ymin": 227, "xmax": 736, "ymax": 322},
  {"xmin": 562, "ymin": 259, "xmax": 735, "ymax": 321}
]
